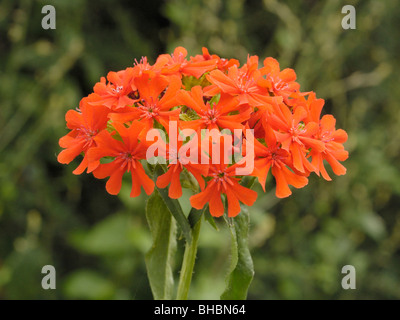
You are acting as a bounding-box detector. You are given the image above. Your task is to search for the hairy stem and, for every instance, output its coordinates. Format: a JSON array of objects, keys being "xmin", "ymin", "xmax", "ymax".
[{"xmin": 176, "ymin": 217, "xmax": 202, "ymax": 300}]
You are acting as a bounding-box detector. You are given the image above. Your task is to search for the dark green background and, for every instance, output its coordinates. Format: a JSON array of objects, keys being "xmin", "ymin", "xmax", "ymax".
[{"xmin": 1, "ymin": 0, "xmax": 399, "ymax": 299}]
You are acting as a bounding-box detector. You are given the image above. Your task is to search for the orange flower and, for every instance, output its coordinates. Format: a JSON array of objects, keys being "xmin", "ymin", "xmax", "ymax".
[
  {"xmin": 294, "ymin": 91, "xmax": 325, "ymax": 122},
  {"xmin": 156, "ymin": 131, "xmax": 209, "ymax": 199},
  {"xmin": 198, "ymin": 47, "xmax": 239, "ymax": 72},
  {"xmin": 177, "ymin": 86, "xmax": 250, "ymax": 132},
  {"xmin": 206, "ymin": 55, "xmax": 280, "ymax": 107},
  {"xmin": 87, "ymin": 121, "xmax": 154, "ymax": 197},
  {"xmin": 156, "ymin": 162, "xmax": 208, "ymax": 199},
  {"xmin": 190, "ymin": 164, "xmax": 258, "ymax": 217},
  {"xmin": 160, "ymin": 46, "xmax": 218, "ymax": 78},
  {"xmin": 258, "ymin": 57, "xmax": 300, "ymax": 102},
  {"xmin": 310, "ymin": 115, "xmax": 349, "ymax": 180},
  {"xmin": 190, "ymin": 135, "xmax": 257, "ymax": 217},
  {"xmin": 57, "ymin": 98, "xmax": 109, "ymax": 174},
  {"xmin": 289, "ymin": 92, "xmax": 348, "ymax": 180},
  {"xmin": 268, "ymin": 103, "xmax": 325, "ymax": 173},
  {"xmin": 133, "ymin": 56, "xmax": 168, "ymax": 78},
  {"xmin": 109, "ymin": 74, "xmax": 182, "ymax": 134},
  {"xmin": 89, "ymin": 68, "xmax": 137, "ymax": 110},
  {"xmin": 249, "ymin": 125, "xmax": 308, "ymax": 198}
]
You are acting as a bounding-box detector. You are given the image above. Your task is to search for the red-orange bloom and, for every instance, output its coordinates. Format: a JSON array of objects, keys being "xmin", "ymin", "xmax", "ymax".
[
  {"xmin": 177, "ymin": 86, "xmax": 249, "ymax": 132},
  {"xmin": 133, "ymin": 56, "xmax": 168, "ymax": 78},
  {"xmin": 109, "ymin": 74, "xmax": 182, "ymax": 134},
  {"xmin": 268, "ymin": 103, "xmax": 325, "ymax": 173},
  {"xmin": 160, "ymin": 46, "xmax": 218, "ymax": 79},
  {"xmin": 293, "ymin": 91, "xmax": 325, "ymax": 122},
  {"xmin": 155, "ymin": 131, "xmax": 209, "ymax": 199},
  {"xmin": 90, "ymin": 68, "xmax": 137, "ymax": 110},
  {"xmin": 57, "ymin": 98, "xmax": 109, "ymax": 174},
  {"xmin": 190, "ymin": 163, "xmax": 258, "ymax": 217},
  {"xmin": 258, "ymin": 57, "xmax": 300, "ymax": 102},
  {"xmin": 197, "ymin": 47, "xmax": 239, "ymax": 72},
  {"xmin": 310, "ymin": 115, "xmax": 349, "ymax": 180},
  {"xmin": 87, "ymin": 121, "xmax": 154, "ymax": 197},
  {"xmin": 190, "ymin": 137, "xmax": 257, "ymax": 217},
  {"xmin": 206, "ymin": 56, "xmax": 280, "ymax": 107},
  {"xmin": 249, "ymin": 125, "xmax": 308, "ymax": 198}
]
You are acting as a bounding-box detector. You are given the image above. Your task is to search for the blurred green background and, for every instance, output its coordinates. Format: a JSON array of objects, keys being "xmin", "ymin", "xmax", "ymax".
[{"xmin": 1, "ymin": 0, "xmax": 399, "ymax": 300}]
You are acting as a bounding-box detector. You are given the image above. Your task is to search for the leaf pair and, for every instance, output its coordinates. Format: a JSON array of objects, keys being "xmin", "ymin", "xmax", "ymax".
[{"xmin": 221, "ymin": 207, "xmax": 254, "ymax": 300}]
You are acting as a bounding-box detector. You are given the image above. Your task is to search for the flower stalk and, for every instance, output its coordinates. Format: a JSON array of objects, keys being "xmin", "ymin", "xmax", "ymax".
[{"xmin": 176, "ymin": 216, "xmax": 202, "ymax": 300}]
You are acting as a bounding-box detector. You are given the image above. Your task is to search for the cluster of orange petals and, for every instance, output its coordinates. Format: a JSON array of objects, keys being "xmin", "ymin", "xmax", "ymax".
[{"xmin": 58, "ymin": 47, "xmax": 348, "ymax": 217}]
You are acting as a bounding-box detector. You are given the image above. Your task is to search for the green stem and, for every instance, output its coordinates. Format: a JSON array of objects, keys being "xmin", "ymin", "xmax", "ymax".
[{"xmin": 176, "ymin": 217, "xmax": 202, "ymax": 300}]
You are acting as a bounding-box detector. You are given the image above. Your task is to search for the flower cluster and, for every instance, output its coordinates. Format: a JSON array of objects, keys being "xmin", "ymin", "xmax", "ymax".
[{"xmin": 58, "ymin": 47, "xmax": 348, "ymax": 217}]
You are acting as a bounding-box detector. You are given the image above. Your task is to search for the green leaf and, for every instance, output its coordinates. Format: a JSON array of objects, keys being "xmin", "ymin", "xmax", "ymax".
[
  {"xmin": 179, "ymin": 113, "xmax": 193, "ymax": 122},
  {"xmin": 153, "ymin": 165, "xmax": 193, "ymax": 243},
  {"xmin": 221, "ymin": 207, "xmax": 254, "ymax": 300},
  {"xmin": 204, "ymin": 207, "xmax": 219, "ymax": 231},
  {"xmin": 180, "ymin": 168, "xmax": 200, "ymax": 193},
  {"xmin": 145, "ymin": 190, "xmax": 177, "ymax": 300},
  {"xmin": 181, "ymin": 74, "xmax": 211, "ymax": 90},
  {"xmin": 241, "ymin": 176, "xmax": 257, "ymax": 189},
  {"xmin": 187, "ymin": 207, "xmax": 204, "ymax": 228}
]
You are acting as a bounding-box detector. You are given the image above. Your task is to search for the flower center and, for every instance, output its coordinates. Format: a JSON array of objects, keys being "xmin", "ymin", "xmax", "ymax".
[
  {"xmin": 268, "ymin": 150, "xmax": 286, "ymax": 169},
  {"xmin": 172, "ymin": 52, "xmax": 186, "ymax": 65},
  {"xmin": 139, "ymin": 98, "xmax": 160, "ymax": 119},
  {"xmin": 272, "ymin": 77, "xmax": 289, "ymax": 92},
  {"xmin": 202, "ymin": 108, "xmax": 218, "ymax": 124},
  {"xmin": 77, "ymin": 127, "xmax": 97, "ymax": 148},
  {"xmin": 237, "ymin": 73, "xmax": 255, "ymax": 93},
  {"xmin": 289, "ymin": 121, "xmax": 306, "ymax": 144},
  {"xmin": 211, "ymin": 169, "xmax": 234, "ymax": 191},
  {"xmin": 119, "ymin": 152, "xmax": 136, "ymax": 172},
  {"xmin": 112, "ymin": 86, "xmax": 123, "ymax": 94},
  {"xmin": 167, "ymin": 147, "xmax": 180, "ymax": 165},
  {"xmin": 320, "ymin": 130, "xmax": 334, "ymax": 143}
]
